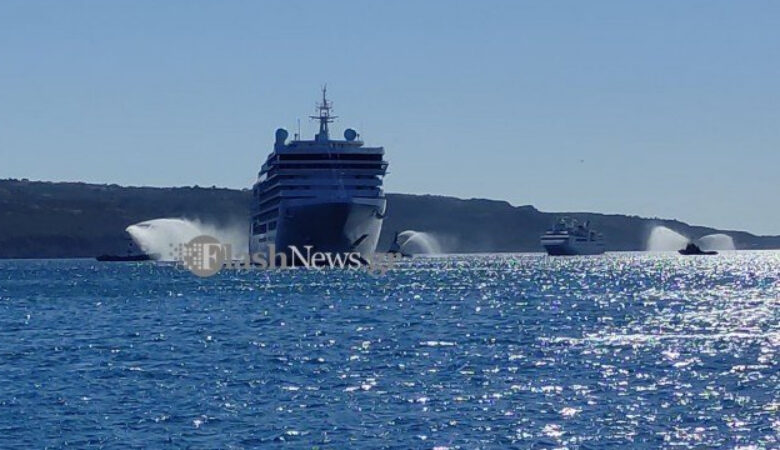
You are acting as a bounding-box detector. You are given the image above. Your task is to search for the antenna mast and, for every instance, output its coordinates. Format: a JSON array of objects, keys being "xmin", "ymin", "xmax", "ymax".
[{"xmin": 311, "ymin": 85, "xmax": 337, "ymax": 141}]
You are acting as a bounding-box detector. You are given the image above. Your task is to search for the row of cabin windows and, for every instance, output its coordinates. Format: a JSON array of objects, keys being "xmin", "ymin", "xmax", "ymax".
[
  {"xmin": 254, "ymin": 208, "xmax": 279, "ymax": 222},
  {"xmin": 256, "ymin": 173, "xmax": 377, "ymax": 188},
  {"xmin": 271, "ymin": 163, "xmax": 386, "ymax": 170},
  {"xmin": 278, "ymin": 153, "xmax": 383, "ymax": 161},
  {"xmin": 262, "ymin": 161, "xmax": 383, "ymax": 173},
  {"xmin": 262, "ymin": 185, "xmax": 380, "ymax": 193},
  {"xmin": 255, "ymin": 187, "xmax": 380, "ymax": 208},
  {"xmin": 255, "ymin": 184, "xmax": 380, "ymax": 202},
  {"xmin": 271, "ymin": 174, "xmax": 379, "ymax": 179},
  {"xmin": 256, "ymin": 191, "xmax": 342, "ymax": 214},
  {"xmin": 252, "ymin": 221, "xmax": 276, "ymax": 235},
  {"xmin": 257, "ymin": 196, "xmax": 283, "ymax": 211},
  {"xmin": 258, "ymin": 174, "xmax": 379, "ymax": 187},
  {"xmin": 255, "ymin": 187, "xmax": 383, "ymax": 216},
  {"xmin": 263, "ymin": 167, "xmax": 384, "ymax": 182}
]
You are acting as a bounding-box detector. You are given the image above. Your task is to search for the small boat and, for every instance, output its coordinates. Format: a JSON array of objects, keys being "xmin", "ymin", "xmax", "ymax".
[
  {"xmin": 95, "ymin": 237, "xmax": 158, "ymax": 262},
  {"xmin": 678, "ymin": 242, "xmax": 718, "ymax": 255},
  {"xmin": 388, "ymin": 231, "xmax": 412, "ymax": 258},
  {"xmin": 96, "ymin": 253, "xmax": 156, "ymax": 262}
]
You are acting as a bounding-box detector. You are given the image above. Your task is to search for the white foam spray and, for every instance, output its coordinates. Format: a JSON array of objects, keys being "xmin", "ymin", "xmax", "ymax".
[
  {"xmin": 647, "ymin": 226, "xmax": 689, "ymax": 251},
  {"xmin": 646, "ymin": 226, "xmax": 736, "ymax": 252},
  {"xmin": 696, "ymin": 233, "xmax": 736, "ymax": 251},
  {"xmin": 397, "ymin": 230, "xmax": 442, "ymax": 255},
  {"xmin": 126, "ymin": 218, "xmax": 248, "ymax": 261}
]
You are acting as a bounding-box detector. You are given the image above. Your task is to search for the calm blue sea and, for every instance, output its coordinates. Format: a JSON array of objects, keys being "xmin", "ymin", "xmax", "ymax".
[{"xmin": 0, "ymin": 253, "xmax": 778, "ymax": 448}]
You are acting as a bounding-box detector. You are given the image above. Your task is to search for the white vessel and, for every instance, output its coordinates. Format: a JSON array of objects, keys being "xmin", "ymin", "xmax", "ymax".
[
  {"xmin": 249, "ymin": 88, "xmax": 388, "ymax": 258},
  {"xmin": 541, "ymin": 217, "xmax": 605, "ymax": 256}
]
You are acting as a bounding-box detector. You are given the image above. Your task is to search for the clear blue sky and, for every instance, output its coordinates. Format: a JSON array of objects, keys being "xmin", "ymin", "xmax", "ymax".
[{"xmin": 1, "ymin": 1, "xmax": 778, "ymax": 234}]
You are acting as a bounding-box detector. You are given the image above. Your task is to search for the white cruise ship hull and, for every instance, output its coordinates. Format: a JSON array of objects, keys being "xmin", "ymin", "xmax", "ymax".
[{"xmin": 541, "ymin": 237, "xmax": 605, "ymax": 256}]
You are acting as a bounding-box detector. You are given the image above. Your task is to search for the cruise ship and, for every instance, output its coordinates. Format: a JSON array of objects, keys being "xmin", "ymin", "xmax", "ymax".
[
  {"xmin": 540, "ymin": 217, "xmax": 606, "ymax": 256},
  {"xmin": 249, "ymin": 88, "xmax": 388, "ymax": 258}
]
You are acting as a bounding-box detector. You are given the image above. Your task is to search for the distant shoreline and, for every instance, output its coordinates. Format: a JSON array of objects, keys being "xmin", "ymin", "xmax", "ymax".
[{"xmin": 1, "ymin": 178, "xmax": 778, "ymax": 259}]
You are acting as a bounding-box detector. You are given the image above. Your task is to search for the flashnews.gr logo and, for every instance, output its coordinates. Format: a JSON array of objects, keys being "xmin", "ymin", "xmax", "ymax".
[
  {"xmin": 171, "ymin": 235, "xmax": 400, "ymax": 277},
  {"xmin": 172, "ymin": 235, "xmax": 230, "ymax": 277}
]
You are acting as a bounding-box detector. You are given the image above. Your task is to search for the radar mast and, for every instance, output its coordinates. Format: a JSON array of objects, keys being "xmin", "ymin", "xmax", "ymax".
[{"xmin": 311, "ymin": 85, "xmax": 337, "ymax": 142}]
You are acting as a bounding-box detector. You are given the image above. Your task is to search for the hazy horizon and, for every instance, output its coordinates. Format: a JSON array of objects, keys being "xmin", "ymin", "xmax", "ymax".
[{"xmin": 1, "ymin": 1, "xmax": 778, "ymax": 234}]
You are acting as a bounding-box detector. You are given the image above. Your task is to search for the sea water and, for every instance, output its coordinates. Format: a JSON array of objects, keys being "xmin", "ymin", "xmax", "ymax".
[{"xmin": 0, "ymin": 252, "xmax": 778, "ymax": 448}]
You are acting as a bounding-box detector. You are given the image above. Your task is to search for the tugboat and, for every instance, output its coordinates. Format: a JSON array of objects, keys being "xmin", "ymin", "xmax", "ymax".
[
  {"xmin": 96, "ymin": 237, "xmax": 158, "ymax": 262},
  {"xmin": 540, "ymin": 217, "xmax": 606, "ymax": 256},
  {"xmin": 678, "ymin": 242, "xmax": 718, "ymax": 256},
  {"xmin": 96, "ymin": 253, "xmax": 155, "ymax": 262},
  {"xmin": 387, "ymin": 231, "xmax": 412, "ymax": 258}
]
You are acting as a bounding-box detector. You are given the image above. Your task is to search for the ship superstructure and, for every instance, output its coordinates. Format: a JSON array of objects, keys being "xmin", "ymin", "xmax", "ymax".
[{"xmin": 250, "ymin": 88, "xmax": 388, "ymax": 258}]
